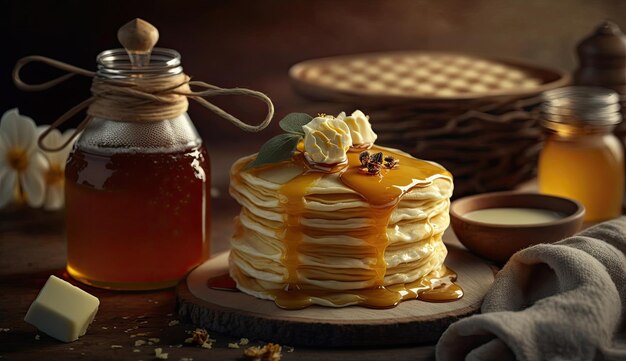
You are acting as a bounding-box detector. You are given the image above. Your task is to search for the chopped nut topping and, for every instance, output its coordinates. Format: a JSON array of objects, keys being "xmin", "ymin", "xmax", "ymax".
[
  {"xmin": 243, "ymin": 343, "xmax": 282, "ymax": 361},
  {"xmin": 190, "ymin": 328, "xmax": 209, "ymax": 345},
  {"xmin": 134, "ymin": 339, "xmax": 147, "ymax": 347},
  {"xmin": 370, "ymin": 152, "xmax": 383, "ymax": 164},
  {"xmin": 359, "ymin": 151, "xmax": 370, "ymax": 167},
  {"xmin": 185, "ymin": 328, "xmax": 215, "ymax": 349},
  {"xmin": 228, "ymin": 342, "xmax": 240, "ymax": 349},
  {"xmin": 383, "ymin": 155, "xmax": 399, "ymax": 169},
  {"xmin": 239, "ymin": 338, "xmax": 250, "ymax": 346},
  {"xmin": 366, "ymin": 162, "xmax": 382, "ymax": 175},
  {"xmin": 168, "ymin": 320, "xmax": 180, "ymax": 327},
  {"xmin": 110, "ymin": 345, "xmax": 123, "ymax": 349},
  {"xmin": 358, "ymin": 150, "xmax": 398, "ymax": 175}
]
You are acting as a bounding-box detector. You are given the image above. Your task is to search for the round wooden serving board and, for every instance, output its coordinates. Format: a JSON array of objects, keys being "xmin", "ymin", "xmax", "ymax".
[{"xmin": 176, "ymin": 245, "xmax": 495, "ymax": 347}]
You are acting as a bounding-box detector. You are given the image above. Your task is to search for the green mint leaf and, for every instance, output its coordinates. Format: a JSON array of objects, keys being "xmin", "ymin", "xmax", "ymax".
[
  {"xmin": 279, "ymin": 113, "xmax": 313, "ymax": 135},
  {"xmin": 246, "ymin": 133, "xmax": 301, "ymax": 169}
]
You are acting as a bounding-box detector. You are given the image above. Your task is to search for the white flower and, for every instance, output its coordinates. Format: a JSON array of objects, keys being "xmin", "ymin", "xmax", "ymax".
[
  {"xmin": 337, "ymin": 110, "xmax": 377, "ymax": 146},
  {"xmin": 38, "ymin": 127, "xmax": 76, "ymax": 210},
  {"xmin": 302, "ymin": 115, "xmax": 352, "ymax": 165},
  {"xmin": 0, "ymin": 109, "xmax": 46, "ymax": 208}
]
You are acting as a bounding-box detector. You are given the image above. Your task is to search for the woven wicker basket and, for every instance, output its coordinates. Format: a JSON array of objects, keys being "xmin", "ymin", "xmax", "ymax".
[{"xmin": 290, "ymin": 51, "xmax": 570, "ymax": 198}]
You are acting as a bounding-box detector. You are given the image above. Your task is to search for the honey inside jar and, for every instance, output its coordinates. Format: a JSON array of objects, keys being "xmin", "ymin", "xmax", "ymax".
[
  {"xmin": 539, "ymin": 131, "xmax": 624, "ymax": 221},
  {"xmin": 65, "ymin": 145, "xmax": 210, "ymax": 290},
  {"xmin": 538, "ymin": 87, "xmax": 625, "ymax": 222}
]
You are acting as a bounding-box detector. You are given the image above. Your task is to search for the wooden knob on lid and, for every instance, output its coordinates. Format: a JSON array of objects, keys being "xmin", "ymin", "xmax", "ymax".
[
  {"xmin": 574, "ymin": 21, "xmax": 626, "ymax": 94},
  {"xmin": 577, "ymin": 21, "xmax": 626, "ymax": 60},
  {"xmin": 117, "ymin": 18, "xmax": 159, "ymax": 67}
]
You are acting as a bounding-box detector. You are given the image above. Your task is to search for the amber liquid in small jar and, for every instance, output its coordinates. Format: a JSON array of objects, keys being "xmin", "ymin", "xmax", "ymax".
[
  {"xmin": 65, "ymin": 145, "xmax": 211, "ymax": 290},
  {"xmin": 539, "ymin": 128, "xmax": 624, "ymax": 221},
  {"xmin": 61, "ymin": 46, "xmax": 212, "ymax": 290},
  {"xmin": 538, "ymin": 87, "xmax": 625, "ymax": 222}
]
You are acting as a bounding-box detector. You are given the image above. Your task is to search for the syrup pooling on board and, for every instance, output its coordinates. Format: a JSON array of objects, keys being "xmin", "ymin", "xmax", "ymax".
[{"xmin": 231, "ymin": 145, "xmax": 462, "ymax": 309}]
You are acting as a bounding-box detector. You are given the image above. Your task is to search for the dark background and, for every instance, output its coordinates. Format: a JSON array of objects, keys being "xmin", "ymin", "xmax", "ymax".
[{"xmin": 2, "ymin": 0, "xmax": 626, "ymax": 145}]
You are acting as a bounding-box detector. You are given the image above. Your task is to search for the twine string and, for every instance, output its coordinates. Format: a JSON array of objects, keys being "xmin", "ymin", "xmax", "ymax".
[{"xmin": 12, "ymin": 55, "xmax": 275, "ymax": 152}]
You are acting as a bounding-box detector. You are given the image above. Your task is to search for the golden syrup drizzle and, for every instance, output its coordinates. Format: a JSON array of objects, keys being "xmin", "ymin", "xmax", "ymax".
[
  {"xmin": 234, "ymin": 146, "xmax": 462, "ymax": 309},
  {"xmin": 340, "ymin": 146, "xmax": 452, "ymax": 207},
  {"xmin": 206, "ymin": 273, "xmax": 238, "ymax": 291},
  {"xmin": 388, "ymin": 266, "xmax": 463, "ymax": 303},
  {"xmin": 338, "ymin": 146, "xmax": 452, "ymax": 288},
  {"xmin": 369, "ymin": 207, "xmax": 392, "ymax": 286},
  {"xmin": 226, "ymin": 263, "xmax": 463, "ymax": 309},
  {"xmin": 280, "ymin": 170, "xmax": 320, "ymax": 287}
]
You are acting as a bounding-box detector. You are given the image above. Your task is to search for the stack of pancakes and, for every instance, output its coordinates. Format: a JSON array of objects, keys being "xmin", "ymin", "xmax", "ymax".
[{"xmin": 228, "ymin": 146, "xmax": 454, "ymax": 308}]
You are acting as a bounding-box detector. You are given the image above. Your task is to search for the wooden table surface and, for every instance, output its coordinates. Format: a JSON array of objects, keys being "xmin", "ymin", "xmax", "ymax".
[{"xmin": 0, "ymin": 144, "xmax": 451, "ymax": 361}]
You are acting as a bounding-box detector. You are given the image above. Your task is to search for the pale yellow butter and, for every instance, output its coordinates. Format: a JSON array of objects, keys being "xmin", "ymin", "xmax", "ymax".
[
  {"xmin": 338, "ymin": 110, "xmax": 377, "ymax": 147},
  {"xmin": 302, "ymin": 115, "xmax": 352, "ymax": 164},
  {"xmin": 24, "ymin": 275, "xmax": 99, "ymax": 342}
]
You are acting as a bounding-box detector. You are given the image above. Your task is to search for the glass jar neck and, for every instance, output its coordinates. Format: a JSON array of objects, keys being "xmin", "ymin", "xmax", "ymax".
[
  {"xmin": 542, "ymin": 119, "xmax": 616, "ymax": 137},
  {"xmin": 96, "ymin": 48, "xmax": 183, "ymax": 79},
  {"xmin": 541, "ymin": 86, "xmax": 622, "ymax": 137}
]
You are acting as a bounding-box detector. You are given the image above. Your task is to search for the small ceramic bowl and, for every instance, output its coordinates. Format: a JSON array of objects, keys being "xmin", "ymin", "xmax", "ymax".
[{"xmin": 450, "ymin": 191, "xmax": 585, "ymax": 264}]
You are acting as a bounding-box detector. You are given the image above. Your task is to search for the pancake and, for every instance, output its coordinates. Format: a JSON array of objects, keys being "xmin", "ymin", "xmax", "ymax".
[{"xmin": 228, "ymin": 112, "xmax": 459, "ymax": 309}]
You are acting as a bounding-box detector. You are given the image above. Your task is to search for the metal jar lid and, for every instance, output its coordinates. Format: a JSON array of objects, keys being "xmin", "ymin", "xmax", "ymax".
[{"xmin": 541, "ymin": 86, "xmax": 622, "ymax": 125}]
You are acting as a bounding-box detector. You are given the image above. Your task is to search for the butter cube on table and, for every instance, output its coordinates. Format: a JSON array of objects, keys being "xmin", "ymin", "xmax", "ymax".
[{"xmin": 24, "ymin": 275, "xmax": 99, "ymax": 342}]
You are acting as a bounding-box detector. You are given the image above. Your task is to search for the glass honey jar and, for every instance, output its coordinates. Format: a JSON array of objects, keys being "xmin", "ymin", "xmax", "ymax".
[
  {"xmin": 538, "ymin": 87, "xmax": 624, "ymax": 222},
  {"xmin": 13, "ymin": 18, "xmax": 273, "ymax": 290},
  {"xmin": 64, "ymin": 48, "xmax": 211, "ymax": 290}
]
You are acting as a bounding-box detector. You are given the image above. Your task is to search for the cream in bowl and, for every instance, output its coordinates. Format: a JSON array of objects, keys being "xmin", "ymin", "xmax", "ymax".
[
  {"xmin": 450, "ymin": 192, "xmax": 585, "ymax": 264},
  {"xmin": 462, "ymin": 208, "xmax": 566, "ymax": 225}
]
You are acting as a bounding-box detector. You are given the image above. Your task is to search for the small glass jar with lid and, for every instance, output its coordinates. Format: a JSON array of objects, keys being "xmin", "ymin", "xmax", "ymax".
[
  {"xmin": 538, "ymin": 86, "xmax": 624, "ymax": 222},
  {"xmin": 64, "ymin": 46, "xmax": 211, "ymax": 290},
  {"xmin": 13, "ymin": 18, "xmax": 274, "ymax": 291}
]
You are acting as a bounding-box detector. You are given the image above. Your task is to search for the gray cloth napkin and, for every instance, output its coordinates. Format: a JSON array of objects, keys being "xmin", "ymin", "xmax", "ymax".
[{"xmin": 436, "ymin": 216, "xmax": 626, "ymax": 361}]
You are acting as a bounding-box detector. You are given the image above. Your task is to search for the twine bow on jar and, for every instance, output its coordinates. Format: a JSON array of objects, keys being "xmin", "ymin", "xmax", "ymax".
[{"xmin": 12, "ymin": 55, "xmax": 275, "ymax": 152}]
